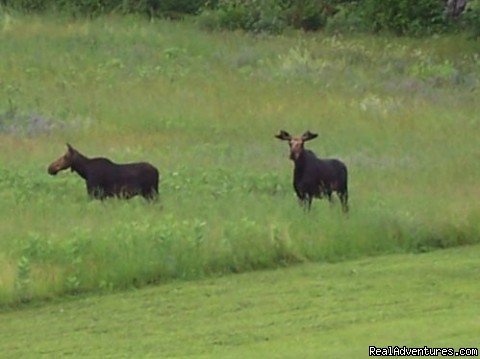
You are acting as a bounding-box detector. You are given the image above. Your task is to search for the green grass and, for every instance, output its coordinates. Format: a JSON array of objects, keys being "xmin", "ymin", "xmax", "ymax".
[
  {"xmin": 0, "ymin": 14, "xmax": 479, "ymax": 306},
  {"xmin": 1, "ymin": 245, "xmax": 479, "ymax": 357}
]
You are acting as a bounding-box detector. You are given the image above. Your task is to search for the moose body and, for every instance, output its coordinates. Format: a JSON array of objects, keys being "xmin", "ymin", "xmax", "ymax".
[
  {"xmin": 48, "ymin": 144, "xmax": 159, "ymax": 200},
  {"xmin": 275, "ymin": 130, "xmax": 348, "ymax": 212}
]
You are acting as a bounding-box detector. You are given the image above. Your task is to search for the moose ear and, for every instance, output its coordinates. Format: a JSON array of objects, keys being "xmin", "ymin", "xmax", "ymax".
[
  {"xmin": 275, "ymin": 130, "xmax": 291, "ymax": 141},
  {"xmin": 301, "ymin": 131, "xmax": 318, "ymax": 141}
]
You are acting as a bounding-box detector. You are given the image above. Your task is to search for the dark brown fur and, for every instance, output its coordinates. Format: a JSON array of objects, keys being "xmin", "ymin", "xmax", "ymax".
[
  {"xmin": 48, "ymin": 144, "xmax": 159, "ymax": 200},
  {"xmin": 275, "ymin": 130, "xmax": 348, "ymax": 212}
]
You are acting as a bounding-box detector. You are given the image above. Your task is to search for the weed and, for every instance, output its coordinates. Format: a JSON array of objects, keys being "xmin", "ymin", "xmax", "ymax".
[{"xmin": 0, "ymin": 16, "xmax": 478, "ymax": 306}]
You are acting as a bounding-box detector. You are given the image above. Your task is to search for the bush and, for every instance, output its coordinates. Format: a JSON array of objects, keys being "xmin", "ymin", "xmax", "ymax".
[
  {"xmin": 284, "ymin": 0, "xmax": 330, "ymax": 31},
  {"xmin": 200, "ymin": 0, "xmax": 456, "ymax": 36},
  {"xmin": 199, "ymin": 0, "xmax": 340, "ymax": 34},
  {"xmin": 1, "ymin": 0, "xmax": 52, "ymax": 11},
  {"xmin": 324, "ymin": 2, "xmax": 366, "ymax": 34},
  {"xmin": 0, "ymin": 0, "xmax": 205, "ymax": 17},
  {"xmin": 461, "ymin": 0, "xmax": 480, "ymax": 38},
  {"xmin": 2, "ymin": 0, "xmax": 477, "ymax": 37},
  {"xmin": 212, "ymin": 0, "xmax": 288, "ymax": 34},
  {"xmin": 60, "ymin": 0, "xmax": 118, "ymax": 17},
  {"xmin": 359, "ymin": 0, "xmax": 446, "ymax": 35}
]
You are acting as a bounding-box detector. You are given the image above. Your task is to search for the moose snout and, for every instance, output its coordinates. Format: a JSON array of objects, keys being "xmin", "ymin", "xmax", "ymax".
[
  {"xmin": 47, "ymin": 165, "xmax": 58, "ymax": 175},
  {"xmin": 289, "ymin": 152, "xmax": 299, "ymax": 161}
]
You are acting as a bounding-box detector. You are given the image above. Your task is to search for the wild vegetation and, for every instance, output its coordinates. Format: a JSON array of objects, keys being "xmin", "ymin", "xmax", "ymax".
[
  {"xmin": 2, "ymin": 0, "xmax": 480, "ymax": 36},
  {"xmin": 0, "ymin": 15, "xmax": 479, "ymax": 306}
]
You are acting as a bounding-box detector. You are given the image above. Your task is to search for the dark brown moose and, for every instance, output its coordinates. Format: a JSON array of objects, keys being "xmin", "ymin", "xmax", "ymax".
[
  {"xmin": 48, "ymin": 144, "xmax": 159, "ymax": 200},
  {"xmin": 275, "ymin": 130, "xmax": 348, "ymax": 212}
]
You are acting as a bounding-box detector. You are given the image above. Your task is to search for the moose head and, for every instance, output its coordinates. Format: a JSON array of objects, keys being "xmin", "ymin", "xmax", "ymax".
[
  {"xmin": 47, "ymin": 143, "xmax": 78, "ymax": 175},
  {"xmin": 275, "ymin": 130, "xmax": 318, "ymax": 160}
]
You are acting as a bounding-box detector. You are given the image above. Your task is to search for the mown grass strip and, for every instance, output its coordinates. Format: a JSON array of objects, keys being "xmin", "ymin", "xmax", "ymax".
[{"xmin": 1, "ymin": 245, "xmax": 479, "ymax": 357}]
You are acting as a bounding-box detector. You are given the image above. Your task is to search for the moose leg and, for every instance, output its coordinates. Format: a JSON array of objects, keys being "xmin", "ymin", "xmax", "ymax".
[
  {"xmin": 338, "ymin": 191, "xmax": 349, "ymax": 213},
  {"xmin": 306, "ymin": 195, "xmax": 313, "ymax": 211},
  {"xmin": 87, "ymin": 183, "xmax": 106, "ymax": 200},
  {"xmin": 296, "ymin": 192, "xmax": 311, "ymax": 212},
  {"xmin": 326, "ymin": 189, "xmax": 333, "ymax": 205},
  {"xmin": 297, "ymin": 198, "xmax": 308, "ymax": 211},
  {"xmin": 146, "ymin": 181, "xmax": 159, "ymax": 201},
  {"xmin": 295, "ymin": 190, "xmax": 305, "ymax": 208},
  {"xmin": 298, "ymin": 199, "xmax": 308, "ymax": 211},
  {"xmin": 142, "ymin": 188, "xmax": 158, "ymax": 202}
]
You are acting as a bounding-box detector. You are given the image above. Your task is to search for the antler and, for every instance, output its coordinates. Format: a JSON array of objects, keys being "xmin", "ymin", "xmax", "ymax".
[
  {"xmin": 301, "ymin": 131, "xmax": 318, "ymax": 141},
  {"xmin": 275, "ymin": 130, "xmax": 292, "ymax": 141}
]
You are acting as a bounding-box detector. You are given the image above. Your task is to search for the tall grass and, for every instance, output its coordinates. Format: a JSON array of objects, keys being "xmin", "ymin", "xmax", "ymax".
[{"xmin": 0, "ymin": 14, "xmax": 479, "ymax": 306}]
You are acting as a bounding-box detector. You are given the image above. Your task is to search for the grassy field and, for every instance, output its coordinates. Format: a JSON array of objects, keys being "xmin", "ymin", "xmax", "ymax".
[
  {"xmin": 0, "ymin": 14, "xmax": 479, "ymax": 306},
  {"xmin": 1, "ymin": 245, "xmax": 479, "ymax": 357}
]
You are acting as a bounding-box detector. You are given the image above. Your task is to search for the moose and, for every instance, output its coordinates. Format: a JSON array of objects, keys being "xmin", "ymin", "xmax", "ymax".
[
  {"xmin": 275, "ymin": 130, "xmax": 348, "ymax": 212},
  {"xmin": 47, "ymin": 144, "xmax": 159, "ymax": 200}
]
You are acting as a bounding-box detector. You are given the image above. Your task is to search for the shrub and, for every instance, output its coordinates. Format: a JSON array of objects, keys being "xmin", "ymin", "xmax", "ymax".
[
  {"xmin": 58, "ymin": 0, "xmax": 118, "ymax": 17},
  {"xmin": 1, "ymin": 0, "xmax": 52, "ymax": 11},
  {"xmin": 324, "ymin": 2, "xmax": 366, "ymax": 34},
  {"xmin": 359, "ymin": 0, "xmax": 446, "ymax": 35},
  {"xmin": 284, "ymin": 0, "xmax": 335, "ymax": 31},
  {"xmin": 200, "ymin": 0, "xmax": 458, "ymax": 35},
  {"xmin": 196, "ymin": 9, "xmax": 221, "ymax": 31},
  {"xmin": 0, "ymin": 0, "xmax": 205, "ymax": 17},
  {"xmin": 200, "ymin": 0, "xmax": 347, "ymax": 34},
  {"xmin": 461, "ymin": 0, "xmax": 480, "ymax": 38},
  {"xmin": 211, "ymin": 0, "xmax": 288, "ymax": 34}
]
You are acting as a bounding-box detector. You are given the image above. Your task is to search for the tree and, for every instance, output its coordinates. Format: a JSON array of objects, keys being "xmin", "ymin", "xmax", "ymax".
[{"xmin": 445, "ymin": 0, "xmax": 468, "ymax": 18}]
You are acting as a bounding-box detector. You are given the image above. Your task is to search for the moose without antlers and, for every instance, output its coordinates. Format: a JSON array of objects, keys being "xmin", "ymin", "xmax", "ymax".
[
  {"xmin": 48, "ymin": 144, "xmax": 159, "ymax": 201},
  {"xmin": 275, "ymin": 130, "xmax": 349, "ymax": 212}
]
